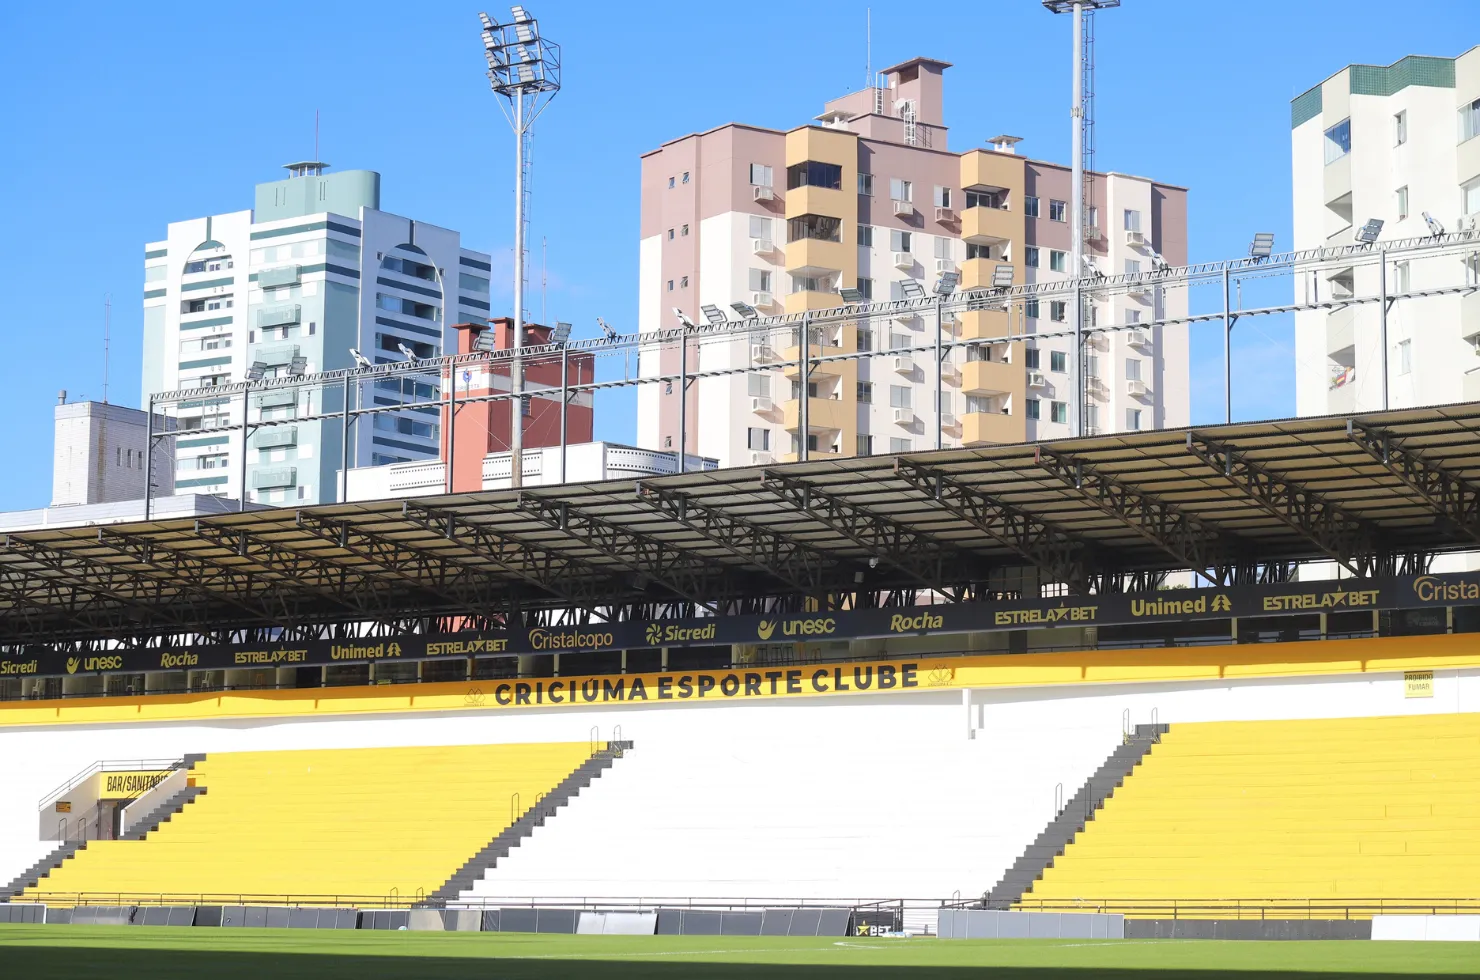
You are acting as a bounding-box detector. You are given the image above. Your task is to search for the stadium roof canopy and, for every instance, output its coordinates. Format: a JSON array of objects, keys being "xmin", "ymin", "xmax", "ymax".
[{"xmin": 6, "ymin": 403, "xmax": 1480, "ymax": 646}]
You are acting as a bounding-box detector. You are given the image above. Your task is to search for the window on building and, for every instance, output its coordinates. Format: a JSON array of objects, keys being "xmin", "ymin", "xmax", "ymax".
[
  {"xmin": 372, "ymin": 413, "xmax": 440, "ymax": 440},
  {"xmin": 857, "ymin": 381, "xmax": 873, "ymax": 403},
  {"xmin": 1049, "ymin": 250, "xmax": 1067, "ymax": 272},
  {"xmin": 1126, "ymin": 309, "xmax": 1142, "ymax": 324},
  {"xmin": 749, "ymin": 269, "xmax": 772, "ymax": 293},
  {"xmin": 1050, "ymin": 350, "xmax": 1067, "ymax": 373},
  {"xmin": 1024, "ymin": 347, "xmax": 1041, "ymax": 370},
  {"xmin": 1396, "ymin": 185, "xmax": 1409, "ymax": 221},
  {"xmin": 1024, "ymin": 195, "xmax": 1040, "ymax": 218},
  {"xmin": 965, "ymin": 242, "xmax": 992, "ymax": 260},
  {"xmin": 1026, "ymin": 397, "xmax": 1041, "ymax": 420},
  {"xmin": 1048, "ymin": 199, "xmax": 1067, "ymax": 222},
  {"xmin": 682, "ymin": 171, "xmax": 690, "ymax": 183},
  {"xmin": 1024, "ymin": 246, "xmax": 1040, "ymax": 268},
  {"xmin": 1084, "ymin": 354, "xmax": 1100, "ymax": 380},
  {"xmin": 1125, "ymin": 259, "xmax": 1142, "ymax": 276},
  {"xmin": 933, "ymin": 186, "xmax": 952, "ymax": 208},
  {"xmin": 789, "ymin": 214, "xmax": 842, "ymax": 242},
  {"xmin": 681, "ymin": 223, "xmax": 690, "ymax": 236},
  {"xmin": 668, "ymin": 176, "xmax": 675, "ymax": 188},
  {"xmin": 858, "ymin": 224, "xmax": 873, "ymax": 247},
  {"xmin": 1394, "ymin": 110, "xmax": 1407, "ymax": 146},
  {"xmin": 1025, "ymin": 299, "xmax": 1040, "ymax": 319},
  {"xmin": 1466, "ymin": 178, "xmax": 1480, "ymax": 216},
  {"xmin": 1050, "ymin": 401, "xmax": 1068, "ymax": 424},
  {"xmin": 787, "ymin": 161, "xmax": 842, "ymax": 190},
  {"xmin": 1396, "ymin": 260, "xmax": 1411, "ymax": 293},
  {"xmin": 857, "ymin": 434, "xmax": 874, "ymax": 455},
  {"xmin": 1123, "ymin": 209, "xmax": 1142, "ymax": 232},
  {"xmin": 889, "ymin": 385, "xmax": 911, "ymax": 409},
  {"xmin": 856, "ymin": 325, "xmax": 873, "ymax": 350},
  {"xmin": 184, "ymin": 299, "xmax": 206, "ymax": 314},
  {"xmin": 964, "ymin": 394, "xmax": 989, "ymax": 414},
  {"xmin": 889, "ymin": 437, "xmax": 912, "ymax": 453},
  {"xmin": 680, "ymin": 275, "xmax": 689, "ymax": 288},
  {"xmin": 965, "ymin": 189, "xmax": 1004, "ymax": 210},
  {"xmin": 889, "ymin": 330, "xmax": 910, "ymax": 349},
  {"xmin": 1397, "ymin": 339, "xmax": 1412, "ymax": 376},
  {"xmin": 857, "ymin": 278, "xmax": 874, "ymax": 301},
  {"xmin": 858, "ymin": 172, "xmax": 873, "ymax": 195},
  {"xmin": 746, "ymin": 427, "xmax": 771, "ymax": 450},
  {"xmin": 1083, "ymin": 404, "xmax": 1099, "ymax": 431},
  {"xmin": 889, "ymin": 178, "xmax": 913, "ymax": 202},
  {"xmin": 749, "ymin": 216, "xmax": 772, "ymax": 242},
  {"xmin": 791, "ymin": 275, "xmax": 826, "ymax": 294},
  {"xmin": 667, "ymin": 280, "xmax": 674, "ymax": 291},
  {"xmin": 1324, "ymin": 118, "xmax": 1351, "ymax": 164},
  {"xmin": 890, "ymin": 229, "xmax": 913, "ymax": 253},
  {"xmin": 934, "ymin": 236, "xmax": 953, "ymax": 259},
  {"xmin": 748, "ymin": 373, "xmax": 771, "ymax": 398},
  {"xmin": 1126, "ymin": 408, "xmax": 1143, "ymax": 431},
  {"xmin": 667, "ymin": 228, "xmax": 675, "ymax": 240},
  {"xmin": 749, "ymin": 163, "xmax": 773, "ymax": 186},
  {"xmin": 1462, "ymin": 98, "xmax": 1480, "ymax": 143},
  {"xmin": 1049, "ymin": 301, "xmax": 1067, "ymax": 322},
  {"xmin": 1126, "ymin": 358, "xmax": 1142, "ymax": 381}
]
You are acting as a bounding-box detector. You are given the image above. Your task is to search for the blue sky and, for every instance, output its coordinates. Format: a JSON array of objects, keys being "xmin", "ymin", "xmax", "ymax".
[{"xmin": 0, "ymin": 0, "xmax": 1470, "ymax": 510}]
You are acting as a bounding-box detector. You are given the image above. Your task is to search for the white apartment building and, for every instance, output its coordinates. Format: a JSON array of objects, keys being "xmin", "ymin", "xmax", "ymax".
[
  {"xmin": 51, "ymin": 397, "xmax": 174, "ymax": 507},
  {"xmin": 1293, "ymin": 49, "xmax": 1480, "ymax": 416},
  {"xmin": 636, "ymin": 58, "xmax": 1189, "ymax": 469},
  {"xmin": 142, "ymin": 164, "xmax": 493, "ymax": 505}
]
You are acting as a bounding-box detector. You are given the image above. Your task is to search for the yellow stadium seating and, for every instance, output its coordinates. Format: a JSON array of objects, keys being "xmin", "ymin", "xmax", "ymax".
[
  {"xmin": 25, "ymin": 742, "xmax": 595, "ymax": 903},
  {"xmin": 1027, "ymin": 713, "xmax": 1480, "ymax": 912}
]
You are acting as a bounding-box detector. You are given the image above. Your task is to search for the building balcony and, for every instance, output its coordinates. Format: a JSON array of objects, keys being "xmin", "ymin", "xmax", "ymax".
[
  {"xmin": 782, "ymin": 341, "xmax": 846, "ymax": 378},
  {"xmin": 783, "ymin": 397, "xmax": 848, "ymax": 434},
  {"xmin": 962, "ymin": 358, "xmax": 1019, "ymax": 396},
  {"xmin": 784, "ymin": 290, "xmax": 843, "ymax": 315},
  {"xmin": 251, "ymin": 466, "xmax": 297, "ymax": 490},
  {"xmin": 780, "ymin": 448, "xmax": 845, "ymax": 463},
  {"xmin": 961, "ymin": 258, "xmax": 1013, "ymax": 291},
  {"xmin": 784, "ymin": 237, "xmax": 849, "ymax": 277},
  {"xmin": 958, "ymin": 308, "xmax": 1010, "ymax": 340},
  {"xmin": 785, "ymin": 184, "xmax": 850, "ymax": 220},
  {"xmin": 962, "ymin": 411, "xmax": 1024, "ymax": 447},
  {"xmin": 960, "ymin": 149, "xmax": 1023, "ymax": 198},
  {"xmin": 961, "ymin": 205, "xmax": 1015, "ymax": 245}
]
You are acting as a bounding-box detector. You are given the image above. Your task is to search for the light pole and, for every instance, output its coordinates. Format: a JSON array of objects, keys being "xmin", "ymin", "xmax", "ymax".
[{"xmin": 480, "ymin": 6, "xmax": 561, "ymax": 487}]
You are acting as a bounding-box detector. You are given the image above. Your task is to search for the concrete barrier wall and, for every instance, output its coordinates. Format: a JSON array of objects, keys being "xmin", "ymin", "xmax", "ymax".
[
  {"xmin": 1126, "ymin": 919, "xmax": 1371, "ymax": 940},
  {"xmin": 937, "ymin": 909, "xmax": 1123, "ymax": 939},
  {"xmin": 576, "ymin": 911, "xmax": 658, "ymax": 935},
  {"xmin": 1373, "ymin": 916, "xmax": 1480, "ymax": 941}
]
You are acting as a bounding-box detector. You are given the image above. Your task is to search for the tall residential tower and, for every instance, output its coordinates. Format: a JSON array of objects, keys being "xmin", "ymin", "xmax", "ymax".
[
  {"xmin": 142, "ymin": 164, "xmax": 492, "ymax": 505},
  {"xmin": 636, "ymin": 58, "xmax": 1188, "ymax": 468},
  {"xmin": 1292, "ymin": 48, "xmax": 1480, "ymax": 416}
]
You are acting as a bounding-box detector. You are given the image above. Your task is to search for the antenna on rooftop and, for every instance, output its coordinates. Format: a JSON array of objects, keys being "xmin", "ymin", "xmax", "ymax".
[
  {"xmin": 102, "ymin": 294, "xmax": 111, "ymax": 404},
  {"xmin": 314, "ymin": 108, "xmax": 320, "ymax": 163},
  {"xmin": 865, "ymin": 7, "xmax": 871, "ymax": 91}
]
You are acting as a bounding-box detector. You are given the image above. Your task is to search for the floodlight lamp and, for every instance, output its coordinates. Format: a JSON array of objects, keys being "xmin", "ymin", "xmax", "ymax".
[
  {"xmin": 397, "ymin": 343, "xmax": 417, "ymax": 360},
  {"xmin": 1249, "ymin": 232, "xmax": 1275, "ymax": 260},
  {"xmin": 349, "ymin": 348, "xmax": 372, "ymax": 368},
  {"xmin": 991, "ymin": 264, "xmax": 1015, "ymax": 288},
  {"xmin": 597, "ymin": 316, "xmax": 618, "ymax": 339},
  {"xmin": 514, "ymin": 24, "xmax": 536, "ymax": 43},
  {"xmin": 516, "ymin": 64, "xmax": 536, "ymax": 83},
  {"xmin": 510, "ymin": 4, "xmax": 531, "ymax": 22},
  {"xmin": 287, "ymin": 357, "xmax": 307, "ymax": 377},
  {"xmin": 730, "ymin": 301, "xmax": 759, "ymax": 319},
  {"xmin": 552, "ymin": 321, "xmax": 572, "ymax": 344},
  {"xmin": 1355, "ymin": 219, "xmax": 1384, "ymax": 244},
  {"xmin": 838, "ymin": 287, "xmax": 864, "ymax": 304},
  {"xmin": 246, "ymin": 362, "xmax": 266, "ymax": 381},
  {"xmin": 899, "ymin": 279, "xmax": 925, "ymax": 299},
  {"xmin": 699, "ymin": 304, "xmax": 728, "ymax": 325},
  {"xmin": 478, "ymin": 11, "xmax": 496, "ymax": 30},
  {"xmin": 673, "ymin": 307, "xmax": 696, "ymax": 328},
  {"xmin": 1423, "ymin": 211, "xmax": 1445, "ymax": 237},
  {"xmin": 934, "ymin": 272, "xmax": 960, "ymax": 295}
]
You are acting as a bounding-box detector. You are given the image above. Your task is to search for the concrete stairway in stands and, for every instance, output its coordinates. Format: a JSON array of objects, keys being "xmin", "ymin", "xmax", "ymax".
[
  {"xmin": 983, "ymin": 723, "xmax": 1168, "ymax": 908},
  {"xmin": 122, "ymin": 786, "xmax": 207, "ymax": 841},
  {"xmin": 432, "ymin": 741, "xmax": 632, "ymax": 902},
  {"xmin": 3, "ymin": 841, "xmax": 86, "ymax": 899}
]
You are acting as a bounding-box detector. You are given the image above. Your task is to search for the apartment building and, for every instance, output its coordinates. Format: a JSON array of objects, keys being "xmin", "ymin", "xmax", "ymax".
[
  {"xmin": 1292, "ymin": 49, "xmax": 1480, "ymax": 416},
  {"xmin": 141, "ymin": 164, "xmax": 493, "ymax": 505},
  {"xmin": 51, "ymin": 397, "xmax": 174, "ymax": 507},
  {"xmin": 636, "ymin": 58, "xmax": 1188, "ymax": 468}
]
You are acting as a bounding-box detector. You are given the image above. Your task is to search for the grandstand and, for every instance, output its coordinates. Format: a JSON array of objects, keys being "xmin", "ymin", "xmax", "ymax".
[{"xmin": 2, "ymin": 406, "xmax": 1480, "ymax": 937}]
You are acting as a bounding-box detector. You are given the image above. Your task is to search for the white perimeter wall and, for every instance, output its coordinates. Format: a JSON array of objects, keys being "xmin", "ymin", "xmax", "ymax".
[{"xmin": 2, "ymin": 665, "xmax": 1475, "ymax": 895}]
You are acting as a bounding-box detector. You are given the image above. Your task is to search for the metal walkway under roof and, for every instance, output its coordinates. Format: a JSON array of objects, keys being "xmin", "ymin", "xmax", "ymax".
[{"xmin": 5, "ymin": 402, "xmax": 1480, "ymax": 646}]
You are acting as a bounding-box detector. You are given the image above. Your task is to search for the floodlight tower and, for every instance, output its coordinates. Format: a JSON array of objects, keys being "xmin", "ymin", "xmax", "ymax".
[
  {"xmin": 1044, "ymin": 0, "xmax": 1118, "ymax": 437},
  {"xmin": 480, "ymin": 6, "xmax": 561, "ymax": 487}
]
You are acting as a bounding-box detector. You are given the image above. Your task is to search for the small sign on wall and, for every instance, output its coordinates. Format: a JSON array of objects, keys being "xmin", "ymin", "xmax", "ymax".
[
  {"xmin": 54, "ymin": 801, "xmax": 71, "ymax": 813},
  {"xmin": 1404, "ymin": 670, "xmax": 1434, "ymax": 698}
]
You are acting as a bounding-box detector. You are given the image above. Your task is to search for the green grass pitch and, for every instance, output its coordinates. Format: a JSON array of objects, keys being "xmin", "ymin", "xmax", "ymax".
[{"xmin": 2, "ymin": 924, "xmax": 1478, "ymax": 979}]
